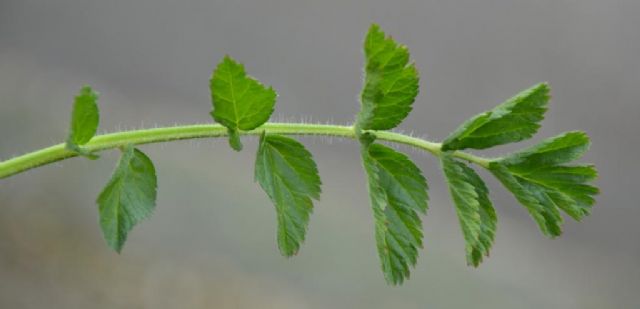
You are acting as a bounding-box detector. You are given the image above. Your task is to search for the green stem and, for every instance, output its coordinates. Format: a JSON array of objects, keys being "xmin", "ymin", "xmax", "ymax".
[{"xmin": 0, "ymin": 123, "xmax": 490, "ymax": 179}]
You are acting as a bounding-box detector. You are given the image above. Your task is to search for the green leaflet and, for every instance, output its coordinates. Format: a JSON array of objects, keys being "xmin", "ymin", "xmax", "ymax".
[
  {"xmin": 442, "ymin": 83, "xmax": 549, "ymax": 151},
  {"xmin": 489, "ymin": 164, "xmax": 563, "ymax": 237},
  {"xmin": 361, "ymin": 143, "xmax": 428, "ymax": 285},
  {"xmin": 66, "ymin": 86, "xmax": 100, "ymax": 159},
  {"xmin": 68, "ymin": 86, "xmax": 100, "ymax": 145},
  {"xmin": 255, "ymin": 133, "xmax": 322, "ymax": 256},
  {"xmin": 97, "ymin": 146, "xmax": 158, "ymax": 252},
  {"xmin": 499, "ymin": 131, "xmax": 591, "ymax": 171},
  {"xmin": 356, "ymin": 24, "xmax": 419, "ymax": 131},
  {"xmin": 210, "ymin": 56, "xmax": 277, "ymax": 151},
  {"xmin": 441, "ymin": 154, "xmax": 497, "ymax": 266},
  {"xmin": 509, "ymin": 165, "xmax": 597, "ymax": 220},
  {"xmin": 490, "ymin": 132, "xmax": 598, "ymax": 237}
]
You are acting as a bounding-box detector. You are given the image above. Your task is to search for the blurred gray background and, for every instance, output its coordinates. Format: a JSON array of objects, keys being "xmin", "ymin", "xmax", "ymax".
[{"xmin": 1, "ymin": 0, "xmax": 638, "ymax": 308}]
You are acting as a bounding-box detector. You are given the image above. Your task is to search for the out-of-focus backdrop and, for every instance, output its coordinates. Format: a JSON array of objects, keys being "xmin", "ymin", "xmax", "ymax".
[{"xmin": 1, "ymin": 0, "xmax": 638, "ymax": 308}]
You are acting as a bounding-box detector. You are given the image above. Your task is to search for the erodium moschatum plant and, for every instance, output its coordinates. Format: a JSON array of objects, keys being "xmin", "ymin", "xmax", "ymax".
[{"xmin": 0, "ymin": 24, "xmax": 598, "ymax": 285}]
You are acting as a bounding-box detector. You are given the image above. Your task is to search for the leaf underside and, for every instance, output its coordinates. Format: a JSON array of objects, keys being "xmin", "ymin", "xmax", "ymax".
[
  {"xmin": 97, "ymin": 146, "xmax": 158, "ymax": 252},
  {"xmin": 357, "ymin": 24, "xmax": 419, "ymax": 131},
  {"xmin": 255, "ymin": 133, "xmax": 322, "ymax": 256},
  {"xmin": 441, "ymin": 154, "xmax": 497, "ymax": 266},
  {"xmin": 362, "ymin": 143, "xmax": 428, "ymax": 285},
  {"xmin": 210, "ymin": 55, "xmax": 277, "ymax": 151}
]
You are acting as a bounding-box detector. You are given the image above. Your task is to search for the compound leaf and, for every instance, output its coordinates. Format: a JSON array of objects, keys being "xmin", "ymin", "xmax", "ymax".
[
  {"xmin": 97, "ymin": 146, "xmax": 158, "ymax": 253},
  {"xmin": 362, "ymin": 143, "xmax": 428, "ymax": 285},
  {"xmin": 356, "ymin": 24, "xmax": 419, "ymax": 131},
  {"xmin": 442, "ymin": 83, "xmax": 549, "ymax": 151},
  {"xmin": 66, "ymin": 86, "xmax": 100, "ymax": 158},
  {"xmin": 210, "ymin": 56, "xmax": 277, "ymax": 151},
  {"xmin": 441, "ymin": 154, "xmax": 497, "ymax": 266},
  {"xmin": 255, "ymin": 133, "xmax": 322, "ymax": 256},
  {"xmin": 489, "ymin": 131, "xmax": 598, "ymax": 236}
]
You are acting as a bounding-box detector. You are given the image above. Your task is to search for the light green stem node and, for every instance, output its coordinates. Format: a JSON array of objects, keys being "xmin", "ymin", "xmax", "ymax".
[{"xmin": 0, "ymin": 122, "xmax": 490, "ymax": 179}]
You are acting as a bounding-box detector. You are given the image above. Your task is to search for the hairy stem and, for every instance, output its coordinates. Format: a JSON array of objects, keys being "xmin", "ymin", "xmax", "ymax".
[{"xmin": 0, "ymin": 123, "xmax": 490, "ymax": 179}]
